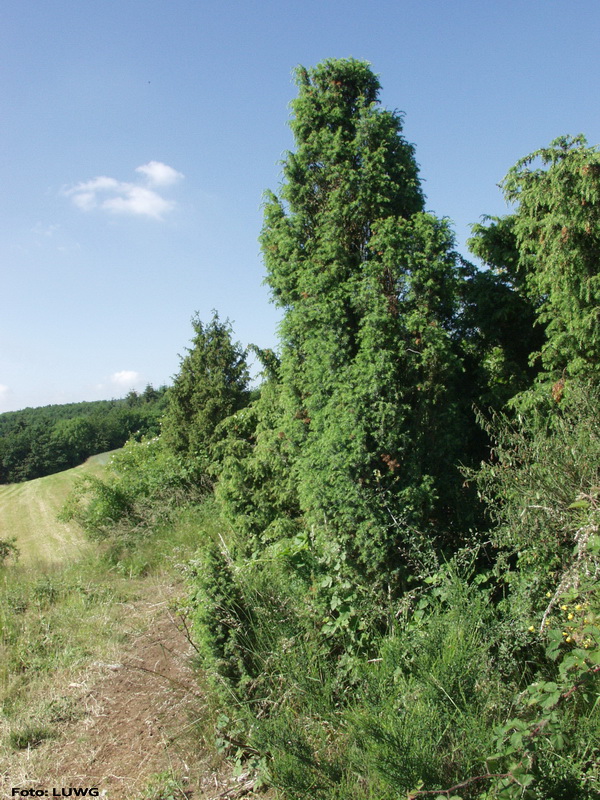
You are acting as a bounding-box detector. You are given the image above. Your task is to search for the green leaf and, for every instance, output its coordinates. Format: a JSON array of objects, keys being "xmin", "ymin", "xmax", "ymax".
[
  {"xmin": 539, "ymin": 691, "xmax": 561, "ymax": 709},
  {"xmin": 568, "ymin": 499, "xmax": 590, "ymax": 509},
  {"xmin": 510, "ymin": 731, "xmax": 524, "ymax": 748},
  {"xmin": 552, "ymin": 732, "xmax": 565, "ymax": 750}
]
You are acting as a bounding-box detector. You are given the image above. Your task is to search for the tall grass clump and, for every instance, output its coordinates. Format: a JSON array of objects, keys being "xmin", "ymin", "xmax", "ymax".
[
  {"xmin": 60, "ymin": 436, "xmax": 209, "ymax": 564},
  {"xmin": 0, "ymin": 550, "xmax": 139, "ymax": 755},
  {"xmin": 1, "ymin": 469, "xmax": 214, "ymax": 758},
  {"xmin": 0, "ymin": 557, "xmax": 127, "ymax": 691}
]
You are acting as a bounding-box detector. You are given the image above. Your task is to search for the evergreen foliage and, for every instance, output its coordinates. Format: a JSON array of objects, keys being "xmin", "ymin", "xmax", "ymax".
[
  {"xmin": 244, "ymin": 59, "xmax": 474, "ymax": 585},
  {"xmin": 472, "ymin": 135, "xmax": 600, "ymax": 382},
  {"xmin": 161, "ymin": 312, "xmax": 250, "ymax": 468},
  {"xmin": 463, "ymin": 215, "xmax": 544, "ymax": 408},
  {"xmin": 215, "ymin": 361, "xmax": 302, "ymax": 545}
]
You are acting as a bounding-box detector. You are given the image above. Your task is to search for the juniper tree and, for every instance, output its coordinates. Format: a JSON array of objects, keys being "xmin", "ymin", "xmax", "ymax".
[
  {"xmin": 162, "ymin": 312, "xmax": 250, "ymax": 468},
  {"xmin": 258, "ymin": 59, "xmax": 469, "ymax": 583},
  {"xmin": 463, "ymin": 214, "xmax": 543, "ymax": 409},
  {"xmin": 472, "ymin": 135, "xmax": 600, "ymax": 384}
]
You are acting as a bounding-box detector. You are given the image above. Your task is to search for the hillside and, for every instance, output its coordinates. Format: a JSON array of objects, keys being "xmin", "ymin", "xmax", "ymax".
[
  {"xmin": 0, "ymin": 452, "xmax": 113, "ymax": 565},
  {"xmin": 0, "ymin": 387, "xmax": 168, "ymax": 484}
]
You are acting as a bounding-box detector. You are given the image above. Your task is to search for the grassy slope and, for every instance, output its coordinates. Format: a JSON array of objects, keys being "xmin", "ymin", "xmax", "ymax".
[{"xmin": 0, "ymin": 452, "xmax": 115, "ymax": 565}]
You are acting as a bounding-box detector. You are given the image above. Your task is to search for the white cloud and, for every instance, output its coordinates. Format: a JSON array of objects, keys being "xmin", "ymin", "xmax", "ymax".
[
  {"xmin": 0, "ymin": 384, "xmax": 12, "ymax": 412},
  {"xmin": 65, "ymin": 162, "xmax": 183, "ymax": 220},
  {"xmin": 102, "ymin": 185, "xmax": 173, "ymax": 218},
  {"xmin": 135, "ymin": 161, "xmax": 184, "ymax": 187},
  {"xmin": 110, "ymin": 370, "xmax": 142, "ymax": 388}
]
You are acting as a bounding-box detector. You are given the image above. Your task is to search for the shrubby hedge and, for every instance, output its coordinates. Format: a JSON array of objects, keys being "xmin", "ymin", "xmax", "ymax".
[{"xmin": 62, "ymin": 60, "xmax": 600, "ymax": 798}]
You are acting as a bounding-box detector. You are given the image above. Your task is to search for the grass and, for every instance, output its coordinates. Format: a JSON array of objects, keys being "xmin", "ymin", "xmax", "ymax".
[
  {"xmin": 139, "ymin": 769, "xmax": 193, "ymax": 800},
  {"xmin": 0, "ymin": 537, "xmax": 232, "ymax": 798},
  {"xmin": 0, "ymin": 454, "xmax": 276, "ymax": 798},
  {"xmin": 8, "ymin": 722, "xmax": 54, "ymax": 751},
  {"xmin": 0, "ymin": 451, "xmax": 125, "ymax": 714},
  {"xmin": 0, "ymin": 451, "xmax": 117, "ymax": 566},
  {"xmin": 0, "ymin": 453, "xmax": 136, "ymax": 768},
  {"xmin": 0, "ymin": 455, "xmax": 233, "ymax": 797}
]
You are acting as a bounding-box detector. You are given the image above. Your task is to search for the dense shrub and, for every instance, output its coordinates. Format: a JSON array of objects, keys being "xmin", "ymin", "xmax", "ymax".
[{"xmin": 60, "ymin": 436, "xmax": 208, "ymax": 542}]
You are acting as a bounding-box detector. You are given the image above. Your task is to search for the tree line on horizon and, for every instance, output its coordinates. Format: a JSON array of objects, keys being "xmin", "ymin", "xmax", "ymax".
[{"xmin": 0, "ymin": 385, "xmax": 168, "ymax": 483}]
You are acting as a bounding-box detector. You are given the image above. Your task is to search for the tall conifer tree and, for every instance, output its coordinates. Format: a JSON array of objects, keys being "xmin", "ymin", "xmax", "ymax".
[
  {"xmin": 259, "ymin": 59, "xmax": 467, "ymax": 582},
  {"xmin": 502, "ymin": 135, "xmax": 600, "ymax": 380},
  {"xmin": 162, "ymin": 312, "xmax": 250, "ymax": 466},
  {"xmin": 470, "ymin": 136, "xmax": 600, "ymax": 386}
]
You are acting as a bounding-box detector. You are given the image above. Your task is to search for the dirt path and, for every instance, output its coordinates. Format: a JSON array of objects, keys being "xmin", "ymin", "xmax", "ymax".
[{"xmin": 1, "ymin": 582, "xmax": 259, "ymax": 800}]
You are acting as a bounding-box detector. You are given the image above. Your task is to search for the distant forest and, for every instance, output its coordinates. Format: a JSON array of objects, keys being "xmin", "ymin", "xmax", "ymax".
[{"xmin": 0, "ymin": 385, "xmax": 168, "ymax": 483}]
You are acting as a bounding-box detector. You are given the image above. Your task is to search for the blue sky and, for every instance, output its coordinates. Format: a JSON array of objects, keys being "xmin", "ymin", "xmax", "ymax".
[{"xmin": 1, "ymin": 0, "xmax": 599, "ymax": 412}]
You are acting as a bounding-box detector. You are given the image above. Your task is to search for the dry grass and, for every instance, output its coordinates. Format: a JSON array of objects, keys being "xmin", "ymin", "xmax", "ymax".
[
  {"xmin": 0, "ymin": 459, "xmax": 270, "ymax": 799},
  {"xmin": 0, "ymin": 577, "xmax": 242, "ymax": 799}
]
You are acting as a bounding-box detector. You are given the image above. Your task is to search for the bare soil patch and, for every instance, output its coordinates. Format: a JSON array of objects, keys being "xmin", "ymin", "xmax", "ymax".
[{"xmin": 1, "ymin": 582, "xmax": 260, "ymax": 800}]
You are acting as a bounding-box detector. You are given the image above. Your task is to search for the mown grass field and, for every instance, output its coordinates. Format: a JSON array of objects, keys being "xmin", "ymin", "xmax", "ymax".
[{"xmin": 0, "ymin": 452, "xmax": 115, "ymax": 565}]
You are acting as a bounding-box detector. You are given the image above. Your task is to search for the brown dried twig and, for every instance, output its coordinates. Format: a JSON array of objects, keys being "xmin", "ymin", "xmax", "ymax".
[{"xmin": 408, "ymin": 771, "xmax": 518, "ymax": 798}]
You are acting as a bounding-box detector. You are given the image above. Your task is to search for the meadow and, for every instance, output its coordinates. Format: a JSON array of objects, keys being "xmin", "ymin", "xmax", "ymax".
[{"xmin": 0, "ymin": 452, "xmax": 112, "ymax": 565}]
